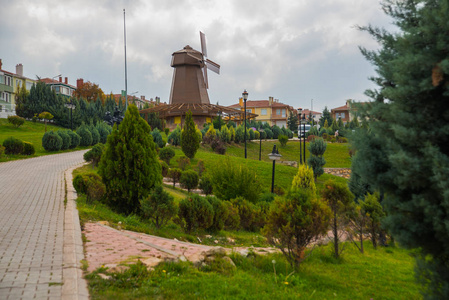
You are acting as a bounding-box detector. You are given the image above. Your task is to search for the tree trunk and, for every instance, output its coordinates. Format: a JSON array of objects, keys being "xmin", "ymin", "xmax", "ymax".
[{"xmin": 334, "ymin": 211, "xmax": 339, "ymax": 258}]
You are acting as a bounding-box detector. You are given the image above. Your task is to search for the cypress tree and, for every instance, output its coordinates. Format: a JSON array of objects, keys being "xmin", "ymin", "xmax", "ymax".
[
  {"xmin": 98, "ymin": 104, "xmax": 161, "ymax": 215},
  {"xmin": 181, "ymin": 110, "xmax": 200, "ymax": 159},
  {"xmin": 319, "ymin": 106, "xmax": 333, "ymax": 128},
  {"xmin": 354, "ymin": 1, "xmax": 449, "ymax": 296}
]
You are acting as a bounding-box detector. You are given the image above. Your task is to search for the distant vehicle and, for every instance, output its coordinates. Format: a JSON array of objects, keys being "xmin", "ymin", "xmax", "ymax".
[{"xmin": 298, "ymin": 124, "xmax": 311, "ymax": 138}]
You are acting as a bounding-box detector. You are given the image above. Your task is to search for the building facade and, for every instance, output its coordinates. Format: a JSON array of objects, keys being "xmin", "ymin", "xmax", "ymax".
[{"xmin": 40, "ymin": 76, "xmax": 76, "ymax": 98}]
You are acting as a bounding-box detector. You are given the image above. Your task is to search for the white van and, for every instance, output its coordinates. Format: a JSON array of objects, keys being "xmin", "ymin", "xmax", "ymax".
[{"xmin": 298, "ymin": 124, "xmax": 311, "ymax": 137}]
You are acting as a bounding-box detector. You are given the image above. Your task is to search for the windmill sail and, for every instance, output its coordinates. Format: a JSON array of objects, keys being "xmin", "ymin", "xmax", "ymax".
[{"xmin": 199, "ymin": 31, "xmax": 220, "ymax": 88}]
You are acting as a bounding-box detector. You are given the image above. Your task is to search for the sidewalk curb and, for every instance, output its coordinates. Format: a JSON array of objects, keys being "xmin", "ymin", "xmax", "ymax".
[{"xmin": 62, "ymin": 162, "xmax": 89, "ymax": 300}]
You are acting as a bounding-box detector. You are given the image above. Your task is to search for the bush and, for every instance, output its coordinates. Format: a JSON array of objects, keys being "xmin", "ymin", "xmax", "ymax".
[
  {"xmin": 151, "ymin": 128, "xmax": 165, "ymax": 148},
  {"xmin": 259, "ymin": 130, "xmax": 267, "ymax": 139},
  {"xmin": 338, "ymin": 137, "xmax": 348, "ymax": 143},
  {"xmin": 96, "ymin": 122, "xmax": 111, "ymax": 144},
  {"xmin": 66, "ymin": 130, "xmax": 80, "ymax": 149},
  {"xmin": 22, "ymin": 142, "xmax": 35, "ymax": 155},
  {"xmin": 291, "ymin": 164, "xmax": 316, "ymax": 195},
  {"xmin": 57, "ymin": 131, "xmax": 71, "ymax": 150},
  {"xmin": 210, "ymin": 136, "xmax": 226, "ymax": 155},
  {"xmin": 196, "ymin": 159, "xmax": 205, "ymax": 177},
  {"xmin": 307, "ymin": 135, "xmax": 317, "ymax": 142},
  {"xmin": 210, "ymin": 158, "xmax": 262, "ymax": 203},
  {"xmin": 223, "ymin": 201, "xmax": 240, "ymax": 230},
  {"xmin": 322, "ymin": 133, "xmax": 329, "ymax": 140},
  {"xmin": 140, "ymin": 185, "xmax": 177, "ymax": 229},
  {"xmin": 278, "ymin": 135, "xmax": 288, "ymax": 147},
  {"xmin": 3, "ymin": 136, "xmax": 24, "ymax": 154},
  {"xmin": 7, "ymin": 115, "xmax": 25, "ymax": 128},
  {"xmin": 84, "ymin": 143, "xmax": 105, "ymax": 168},
  {"xmin": 331, "ymin": 138, "xmax": 336, "ymax": 143},
  {"xmin": 167, "ymin": 168, "xmax": 182, "ymax": 188},
  {"xmin": 159, "ymin": 146, "xmax": 175, "ymax": 164},
  {"xmin": 271, "ymin": 125, "xmax": 281, "ymax": 139},
  {"xmin": 206, "ymin": 196, "xmax": 228, "ymax": 232},
  {"xmin": 77, "ymin": 123, "xmax": 93, "ymax": 147},
  {"xmin": 234, "ymin": 125, "xmax": 244, "ymax": 143},
  {"xmin": 259, "ymin": 192, "xmax": 275, "ymax": 203},
  {"xmin": 231, "ymin": 197, "xmax": 257, "ymax": 231},
  {"xmin": 254, "ymin": 130, "xmax": 260, "ymax": 140},
  {"xmin": 204, "ymin": 125, "xmax": 217, "ymax": 144},
  {"xmin": 220, "ymin": 125, "xmax": 231, "ymax": 143},
  {"xmin": 249, "ymin": 129, "xmax": 255, "ymax": 140},
  {"xmin": 262, "ymin": 189, "xmax": 331, "ymax": 269},
  {"xmin": 199, "ymin": 174, "xmax": 213, "ymax": 195},
  {"xmin": 264, "ymin": 128, "xmax": 273, "ymax": 139},
  {"xmin": 88, "ymin": 123, "xmax": 100, "ymax": 146},
  {"xmin": 73, "ymin": 174, "xmax": 87, "ymax": 194},
  {"xmin": 179, "ymin": 170, "xmax": 199, "ymax": 192},
  {"xmin": 167, "ymin": 125, "xmax": 181, "ymax": 146},
  {"xmin": 160, "ymin": 161, "xmax": 169, "ymax": 177},
  {"xmin": 177, "ymin": 156, "xmax": 190, "ymax": 170},
  {"xmin": 0, "ymin": 145, "xmax": 5, "ymax": 158},
  {"xmin": 42, "ymin": 131, "xmax": 62, "ymax": 152},
  {"xmin": 73, "ymin": 172, "xmax": 105, "ymax": 203},
  {"xmin": 178, "ymin": 195, "xmax": 214, "ymax": 232},
  {"xmin": 307, "ymin": 138, "xmax": 327, "ymax": 181}
]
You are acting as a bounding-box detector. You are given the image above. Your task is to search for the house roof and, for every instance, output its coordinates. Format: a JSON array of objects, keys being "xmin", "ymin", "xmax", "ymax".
[
  {"xmin": 301, "ymin": 109, "xmax": 321, "ymax": 115},
  {"xmin": 331, "ymin": 104, "xmax": 349, "ymax": 112},
  {"xmin": 40, "ymin": 78, "xmax": 76, "ymax": 89},
  {"xmin": 228, "ymin": 100, "xmax": 296, "ymax": 111}
]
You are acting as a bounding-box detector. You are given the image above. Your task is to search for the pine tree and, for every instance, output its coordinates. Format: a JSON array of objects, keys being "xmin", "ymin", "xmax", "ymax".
[
  {"xmin": 287, "ymin": 112, "xmax": 298, "ymax": 131},
  {"xmin": 354, "ymin": 1, "xmax": 449, "ymax": 296},
  {"xmin": 98, "ymin": 104, "xmax": 161, "ymax": 215},
  {"xmin": 319, "ymin": 106, "xmax": 333, "ymax": 128},
  {"xmin": 181, "ymin": 110, "xmax": 200, "ymax": 159}
]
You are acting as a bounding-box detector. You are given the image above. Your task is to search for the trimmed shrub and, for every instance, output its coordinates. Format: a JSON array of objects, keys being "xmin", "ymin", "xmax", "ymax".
[
  {"xmin": 66, "ymin": 130, "xmax": 80, "ymax": 149},
  {"xmin": 223, "ymin": 201, "xmax": 240, "ymax": 230},
  {"xmin": 338, "ymin": 137, "xmax": 348, "ymax": 143},
  {"xmin": 254, "ymin": 130, "xmax": 260, "ymax": 140},
  {"xmin": 271, "ymin": 125, "xmax": 281, "ymax": 139},
  {"xmin": 307, "ymin": 138, "xmax": 327, "ymax": 181},
  {"xmin": 249, "ymin": 129, "xmax": 255, "ymax": 140},
  {"xmin": 96, "ymin": 122, "xmax": 111, "ymax": 144},
  {"xmin": 42, "ymin": 131, "xmax": 62, "ymax": 151},
  {"xmin": 85, "ymin": 174, "xmax": 106, "ymax": 203},
  {"xmin": 231, "ymin": 197, "xmax": 257, "ymax": 231},
  {"xmin": 178, "ymin": 195, "xmax": 214, "ymax": 232},
  {"xmin": 291, "ymin": 164, "xmax": 316, "ymax": 195},
  {"xmin": 199, "ymin": 174, "xmax": 213, "ymax": 195},
  {"xmin": 322, "ymin": 133, "xmax": 329, "ymax": 140},
  {"xmin": 259, "ymin": 130, "xmax": 267, "ymax": 139},
  {"xmin": 219, "ymin": 125, "xmax": 231, "ymax": 143},
  {"xmin": 264, "ymin": 128, "xmax": 273, "ymax": 139},
  {"xmin": 57, "ymin": 131, "xmax": 71, "ymax": 150},
  {"xmin": 77, "ymin": 123, "xmax": 92, "ymax": 147},
  {"xmin": 151, "ymin": 128, "xmax": 165, "ymax": 148},
  {"xmin": 181, "ymin": 110, "xmax": 200, "ymax": 159},
  {"xmin": 180, "ymin": 170, "xmax": 199, "ymax": 192},
  {"xmin": 164, "ymin": 128, "xmax": 170, "ymax": 136},
  {"xmin": 278, "ymin": 135, "xmax": 288, "ymax": 147},
  {"xmin": 167, "ymin": 125, "xmax": 181, "ymax": 146},
  {"xmin": 234, "ymin": 125, "xmax": 244, "ymax": 143},
  {"xmin": 84, "ymin": 143, "xmax": 105, "ymax": 168},
  {"xmin": 159, "ymin": 147, "xmax": 175, "ymax": 165},
  {"xmin": 140, "ymin": 185, "xmax": 178, "ymax": 229},
  {"xmin": 206, "ymin": 196, "xmax": 228, "ymax": 232},
  {"xmin": 167, "ymin": 168, "xmax": 182, "ymax": 188},
  {"xmin": 73, "ymin": 174, "xmax": 87, "ymax": 194},
  {"xmin": 177, "ymin": 156, "xmax": 190, "ymax": 170},
  {"xmin": 3, "ymin": 137, "xmax": 24, "ymax": 154},
  {"xmin": 22, "ymin": 142, "xmax": 35, "ymax": 155},
  {"xmin": 7, "ymin": 115, "xmax": 25, "ymax": 128}
]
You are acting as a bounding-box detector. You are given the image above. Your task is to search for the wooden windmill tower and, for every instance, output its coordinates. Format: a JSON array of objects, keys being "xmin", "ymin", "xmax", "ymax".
[{"xmin": 169, "ymin": 31, "xmax": 220, "ymax": 105}]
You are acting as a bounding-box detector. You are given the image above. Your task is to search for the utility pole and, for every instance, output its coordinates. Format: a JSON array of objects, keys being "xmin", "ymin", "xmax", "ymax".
[{"xmin": 123, "ymin": 9, "xmax": 128, "ymax": 110}]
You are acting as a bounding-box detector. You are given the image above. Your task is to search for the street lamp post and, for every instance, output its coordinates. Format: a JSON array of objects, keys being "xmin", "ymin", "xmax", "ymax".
[
  {"xmin": 259, "ymin": 129, "xmax": 264, "ymax": 161},
  {"xmin": 298, "ymin": 108, "xmax": 303, "ymax": 164},
  {"xmin": 302, "ymin": 114, "xmax": 306, "ymax": 164},
  {"xmin": 268, "ymin": 144, "xmax": 282, "ymax": 193},
  {"xmin": 242, "ymin": 90, "xmax": 248, "ymax": 159},
  {"xmin": 311, "ymin": 99, "xmax": 314, "ymax": 131},
  {"xmin": 64, "ymin": 99, "xmax": 75, "ymax": 131}
]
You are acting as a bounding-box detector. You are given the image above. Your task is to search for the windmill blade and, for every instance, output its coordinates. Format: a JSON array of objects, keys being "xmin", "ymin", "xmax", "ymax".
[
  {"xmin": 186, "ymin": 53, "xmax": 202, "ymax": 63},
  {"xmin": 206, "ymin": 59, "xmax": 220, "ymax": 74},
  {"xmin": 203, "ymin": 65, "xmax": 209, "ymax": 89},
  {"xmin": 200, "ymin": 31, "xmax": 207, "ymax": 57}
]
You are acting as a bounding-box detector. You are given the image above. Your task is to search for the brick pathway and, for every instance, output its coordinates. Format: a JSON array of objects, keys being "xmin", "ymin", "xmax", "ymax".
[{"xmin": 0, "ymin": 151, "xmax": 87, "ymax": 300}]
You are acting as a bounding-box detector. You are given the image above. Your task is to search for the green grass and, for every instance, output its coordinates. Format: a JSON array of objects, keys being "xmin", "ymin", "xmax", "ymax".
[
  {"xmin": 85, "ymin": 243, "xmax": 421, "ymax": 299},
  {"xmin": 0, "ymin": 118, "xmax": 89, "ymax": 162}
]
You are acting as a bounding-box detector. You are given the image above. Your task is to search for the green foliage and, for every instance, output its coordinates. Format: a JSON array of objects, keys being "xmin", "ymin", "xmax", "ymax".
[
  {"xmin": 222, "ymin": 201, "xmax": 240, "ymax": 230},
  {"xmin": 264, "ymin": 128, "xmax": 273, "ymax": 139},
  {"xmin": 88, "ymin": 122, "xmax": 100, "ymax": 146},
  {"xmin": 84, "ymin": 143, "xmax": 105, "ymax": 168},
  {"xmin": 179, "ymin": 170, "xmax": 199, "ymax": 192},
  {"xmin": 249, "ymin": 128, "xmax": 255, "ymax": 140},
  {"xmin": 204, "ymin": 125, "xmax": 217, "ymax": 143},
  {"xmin": 178, "ymin": 195, "xmax": 214, "ymax": 232},
  {"xmin": 3, "ymin": 136, "xmax": 24, "ymax": 154},
  {"xmin": 73, "ymin": 172, "xmax": 105, "ymax": 203},
  {"xmin": 198, "ymin": 174, "xmax": 213, "ymax": 195},
  {"xmin": 291, "ymin": 164, "xmax": 316, "ymax": 195},
  {"xmin": 66, "ymin": 130, "xmax": 80, "ymax": 149},
  {"xmin": 167, "ymin": 168, "xmax": 182, "ymax": 188},
  {"xmin": 176, "ymin": 156, "xmax": 190, "ymax": 170},
  {"xmin": 219, "ymin": 125, "xmax": 231, "ymax": 143},
  {"xmin": 229, "ymin": 126, "xmax": 236, "ymax": 142},
  {"xmin": 307, "ymin": 138, "xmax": 327, "ymax": 181},
  {"xmin": 0, "ymin": 145, "xmax": 5, "ymax": 158},
  {"xmin": 158, "ymin": 146, "xmax": 175, "ymax": 165},
  {"xmin": 231, "ymin": 197, "xmax": 259, "ymax": 231},
  {"xmin": 151, "ymin": 128, "xmax": 165, "ymax": 148},
  {"xmin": 321, "ymin": 179, "xmax": 354, "ymax": 258},
  {"xmin": 56, "ymin": 130, "xmax": 71, "ymax": 150},
  {"xmin": 210, "ymin": 158, "xmax": 262, "ymax": 203},
  {"xmin": 271, "ymin": 125, "xmax": 281, "ymax": 139},
  {"xmin": 96, "ymin": 122, "xmax": 111, "ymax": 144},
  {"xmin": 263, "ymin": 189, "xmax": 331, "ymax": 269},
  {"xmin": 234, "ymin": 125, "xmax": 244, "ymax": 143},
  {"xmin": 210, "ymin": 136, "xmax": 227, "ymax": 155},
  {"xmin": 164, "ymin": 127, "xmax": 170, "ymax": 136},
  {"xmin": 160, "ymin": 161, "xmax": 169, "ymax": 177},
  {"xmin": 319, "ymin": 107, "xmax": 332, "ymax": 128},
  {"xmin": 77, "ymin": 123, "xmax": 93, "ymax": 147},
  {"xmin": 167, "ymin": 125, "xmax": 181, "ymax": 146},
  {"xmin": 98, "ymin": 105, "xmax": 162, "ymax": 215},
  {"xmin": 140, "ymin": 185, "xmax": 177, "ymax": 229},
  {"xmin": 7, "ymin": 115, "xmax": 25, "ymax": 128},
  {"xmin": 361, "ymin": 193, "xmax": 385, "ymax": 249},
  {"xmin": 287, "ymin": 112, "xmax": 298, "ymax": 131},
  {"xmin": 146, "ymin": 112, "xmax": 163, "ymax": 131},
  {"xmin": 206, "ymin": 196, "xmax": 228, "ymax": 232},
  {"xmin": 278, "ymin": 134, "xmax": 288, "ymax": 147},
  {"xmin": 42, "ymin": 131, "xmax": 62, "ymax": 151},
  {"xmin": 22, "ymin": 142, "xmax": 35, "ymax": 155},
  {"xmin": 181, "ymin": 110, "xmax": 200, "ymax": 159}
]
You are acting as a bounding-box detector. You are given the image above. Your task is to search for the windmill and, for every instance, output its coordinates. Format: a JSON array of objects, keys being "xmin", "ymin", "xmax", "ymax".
[{"xmin": 169, "ymin": 31, "xmax": 220, "ymax": 105}]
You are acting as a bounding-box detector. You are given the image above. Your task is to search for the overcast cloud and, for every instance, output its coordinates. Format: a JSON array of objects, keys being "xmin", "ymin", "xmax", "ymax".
[{"xmin": 0, "ymin": 0, "xmax": 394, "ymax": 112}]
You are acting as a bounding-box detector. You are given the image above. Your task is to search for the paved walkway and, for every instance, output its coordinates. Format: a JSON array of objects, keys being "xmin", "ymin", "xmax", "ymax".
[{"xmin": 0, "ymin": 151, "xmax": 88, "ymax": 300}]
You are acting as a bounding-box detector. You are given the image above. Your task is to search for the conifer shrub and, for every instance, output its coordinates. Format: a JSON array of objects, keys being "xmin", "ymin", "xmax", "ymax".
[
  {"xmin": 3, "ymin": 137, "xmax": 24, "ymax": 154},
  {"xmin": 89, "ymin": 123, "xmax": 100, "ymax": 146},
  {"xmin": 151, "ymin": 128, "xmax": 165, "ymax": 148},
  {"xmin": 164, "ymin": 128, "xmax": 170, "ymax": 136},
  {"xmin": 7, "ymin": 115, "xmax": 25, "ymax": 128},
  {"xmin": 229, "ymin": 126, "xmax": 236, "ymax": 142},
  {"xmin": 322, "ymin": 133, "xmax": 329, "ymax": 140},
  {"xmin": 361, "ymin": 192, "xmax": 385, "ymax": 249},
  {"xmin": 206, "ymin": 196, "xmax": 228, "ymax": 232},
  {"xmin": 177, "ymin": 156, "xmax": 190, "ymax": 170},
  {"xmin": 291, "ymin": 164, "xmax": 317, "ymax": 195},
  {"xmin": 73, "ymin": 174, "xmax": 87, "ymax": 194},
  {"xmin": 249, "ymin": 128, "xmax": 255, "ymax": 140},
  {"xmin": 234, "ymin": 125, "xmax": 244, "ymax": 143},
  {"xmin": 178, "ymin": 195, "xmax": 214, "ymax": 232},
  {"xmin": 96, "ymin": 122, "xmax": 111, "ymax": 144},
  {"xmin": 140, "ymin": 185, "xmax": 177, "ymax": 229},
  {"xmin": 98, "ymin": 105, "xmax": 162, "ymax": 215},
  {"xmin": 57, "ymin": 131, "xmax": 71, "ymax": 150},
  {"xmin": 338, "ymin": 137, "xmax": 348, "ymax": 143},
  {"xmin": 66, "ymin": 130, "xmax": 80, "ymax": 149},
  {"xmin": 73, "ymin": 172, "xmax": 105, "ymax": 203},
  {"xmin": 77, "ymin": 123, "xmax": 93, "ymax": 147},
  {"xmin": 223, "ymin": 201, "xmax": 240, "ymax": 230},
  {"xmin": 84, "ymin": 143, "xmax": 105, "ymax": 168},
  {"xmin": 167, "ymin": 125, "xmax": 181, "ymax": 146},
  {"xmin": 22, "ymin": 142, "xmax": 35, "ymax": 155},
  {"xmin": 42, "ymin": 131, "xmax": 62, "ymax": 151},
  {"xmin": 307, "ymin": 138, "xmax": 327, "ymax": 181},
  {"xmin": 181, "ymin": 110, "xmax": 200, "ymax": 159},
  {"xmin": 254, "ymin": 130, "xmax": 260, "ymax": 140},
  {"xmin": 259, "ymin": 130, "xmax": 267, "ymax": 139},
  {"xmin": 159, "ymin": 146, "xmax": 175, "ymax": 165},
  {"xmin": 204, "ymin": 125, "xmax": 217, "ymax": 144},
  {"xmin": 167, "ymin": 168, "xmax": 182, "ymax": 188},
  {"xmin": 271, "ymin": 125, "xmax": 281, "ymax": 139},
  {"xmin": 179, "ymin": 170, "xmax": 199, "ymax": 193},
  {"xmin": 231, "ymin": 197, "xmax": 258, "ymax": 231},
  {"xmin": 278, "ymin": 134, "xmax": 288, "ymax": 147},
  {"xmin": 199, "ymin": 174, "xmax": 213, "ymax": 195},
  {"xmin": 220, "ymin": 125, "xmax": 231, "ymax": 143},
  {"xmin": 264, "ymin": 128, "xmax": 273, "ymax": 139},
  {"xmin": 319, "ymin": 127, "xmax": 327, "ymax": 136}
]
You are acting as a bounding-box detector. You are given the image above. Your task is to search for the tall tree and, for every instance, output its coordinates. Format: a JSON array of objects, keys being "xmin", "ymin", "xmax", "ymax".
[
  {"xmin": 319, "ymin": 106, "xmax": 333, "ymax": 128},
  {"xmin": 15, "ymin": 84, "xmax": 29, "ymax": 118},
  {"xmin": 287, "ymin": 112, "xmax": 298, "ymax": 131},
  {"xmin": 181, "ymin": 110, "xmax": 200, "ymax": 159},
  {"xmin": 73, "ymin": 81, "xmax": 106, "ymax": 103},
  {"xmin": 353, "ymin": 0, "xmax": 449, "ymax": 297}
]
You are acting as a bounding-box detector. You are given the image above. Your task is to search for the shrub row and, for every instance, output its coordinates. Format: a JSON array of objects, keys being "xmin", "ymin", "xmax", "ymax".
[
  {"xmin": 42, "ymin": 130, "xmax": 81, "ymax": 151},
  {"xmin": 2, "ymin": 137, "xmax": 35, "ymax": 156}
]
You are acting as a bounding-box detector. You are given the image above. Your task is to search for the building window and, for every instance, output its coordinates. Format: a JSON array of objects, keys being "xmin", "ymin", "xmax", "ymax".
[
  {"xmin": 282, "ymin": 109, "xmax": 286, "ymax": 117},
  {"xmin": 340, "ymin": 112, "xmax": 345, "ymax": 119},
  {"xmin": 261, "ymin": 109, "xmax": 267, "ymax": 116},
  {"xmin": 6, "ymin": 76, "xmax": 11, "ymax": 86},
  {"xmin": 55, "ymin": 86, "xmax": 60, "ymax": 92},
  {"xmin": 276, "ymin": 109, "xmax": 281, "ymax": 115},
  {"xmin": 246, "ymin": 108, "xmax": 252, "ymax": 113},
  {"xmin": 26, "ymin": 81, "xmax": 33, "ymax": 90}
]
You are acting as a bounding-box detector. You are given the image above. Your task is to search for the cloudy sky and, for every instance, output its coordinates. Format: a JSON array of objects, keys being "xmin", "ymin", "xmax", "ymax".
[{"xmin": 0, "ymin": 0, "xmax": 395, "ymax": 112}]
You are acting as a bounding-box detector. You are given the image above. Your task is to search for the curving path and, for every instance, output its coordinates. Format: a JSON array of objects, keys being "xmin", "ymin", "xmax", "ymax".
[{"xmin": 0, "ymin": 151, "xmax": 88, "ymax": 300}]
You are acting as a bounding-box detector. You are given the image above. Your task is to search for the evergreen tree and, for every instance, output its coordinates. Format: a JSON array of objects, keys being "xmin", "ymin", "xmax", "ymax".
[
  {"xmin": 337, "ymin": 117, "xmax": 344, "ymax": 129},
  {"xmin": 287, "ymin": 112, "xmax": 298, "ymax": 131},
  {"xmin": 319, "ymin": 106, "xmax": 333, "ymax": 128},
  {"xmin": 181, "ymin": 110, "xmax": 200, "ymax": 159},
  {"xmin": 354, "ymin": 1, "xmax": 449, "ymax": 296},
  {"xmin": 15, "ymin": 84, "xmax": 29, "ymax": 118},
  {"xmin": 98, "ymin": 104, "xmax": 161, "ymax": 215}
]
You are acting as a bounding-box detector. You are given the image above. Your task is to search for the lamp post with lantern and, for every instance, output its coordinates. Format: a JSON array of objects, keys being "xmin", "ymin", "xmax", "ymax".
[{"xmin": 242, "ymin": 90, "xmax": 248, "ymax": 159}]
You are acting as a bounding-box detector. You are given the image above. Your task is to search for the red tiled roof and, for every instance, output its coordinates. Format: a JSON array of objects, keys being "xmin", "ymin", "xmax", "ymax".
[
  {"xmin": 228, "ymin": 100, "xmax": 295, "ymax": 109},
  {"xmin": 301, "ymin": 109, "xmax": 321, "ymax": 115},
  {"xmin": 331, "ymin": 104, "xmax": 349, "ymax": 112},
  {"xmin": 40, "ymin": 78, "xmax": 76, "ymax": 88}
]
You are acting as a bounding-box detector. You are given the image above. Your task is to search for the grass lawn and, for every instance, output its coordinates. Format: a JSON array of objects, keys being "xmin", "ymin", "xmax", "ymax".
[{"xmin": 0, "ymin": 118, "xmax": 89, "ymax": 162}]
